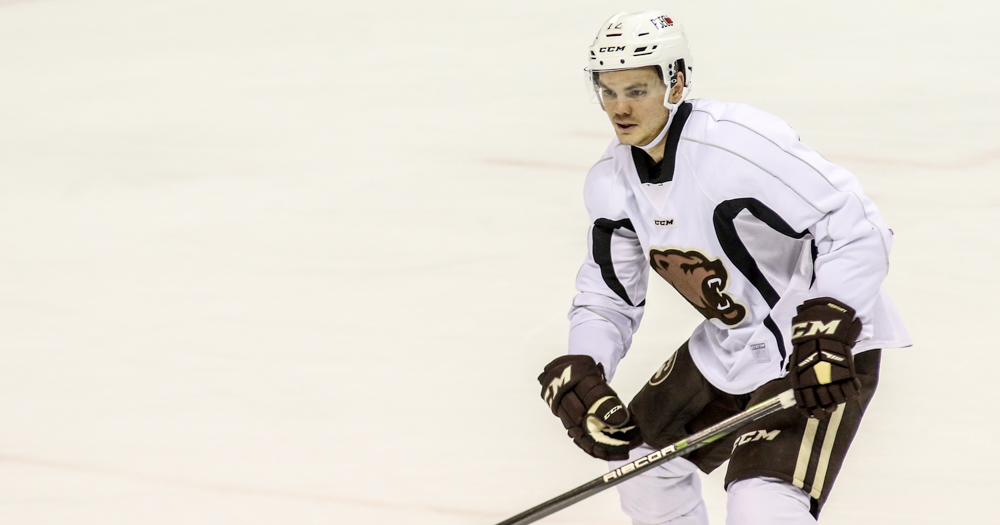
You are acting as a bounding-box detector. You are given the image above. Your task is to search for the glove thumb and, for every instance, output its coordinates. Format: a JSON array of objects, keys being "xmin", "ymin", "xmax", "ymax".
[{"xmin": 590, "ymin": 396, "xmax": 630, "ymax": 428}]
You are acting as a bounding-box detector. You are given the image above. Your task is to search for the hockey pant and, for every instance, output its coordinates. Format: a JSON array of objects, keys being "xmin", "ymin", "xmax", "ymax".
[{"xmin": 609, "ymin": 450, "xmax": 815, "ymax": 525}]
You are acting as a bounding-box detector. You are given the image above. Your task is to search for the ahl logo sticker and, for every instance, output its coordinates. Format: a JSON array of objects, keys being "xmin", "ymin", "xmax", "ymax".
[{"xmin": 651, "ymin": 16, "xmax": 674, "ymax": 30}]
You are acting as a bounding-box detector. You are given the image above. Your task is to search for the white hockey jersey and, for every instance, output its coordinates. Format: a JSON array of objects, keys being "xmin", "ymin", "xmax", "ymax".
[{"xmin": 568, "ymin": 99, "xmax": 911, "ymax": 394}]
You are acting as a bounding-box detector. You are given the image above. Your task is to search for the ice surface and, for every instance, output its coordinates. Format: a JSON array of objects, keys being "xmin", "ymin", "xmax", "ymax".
[{"xmin": 0, "ymin": 0, "xmax": 997, "ymax": 523}]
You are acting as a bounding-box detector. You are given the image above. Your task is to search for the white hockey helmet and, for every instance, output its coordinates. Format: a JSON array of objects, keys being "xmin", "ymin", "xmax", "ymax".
[{"xmin": 586, "ymin": 11, "xmax": 693, "ymax": 109}]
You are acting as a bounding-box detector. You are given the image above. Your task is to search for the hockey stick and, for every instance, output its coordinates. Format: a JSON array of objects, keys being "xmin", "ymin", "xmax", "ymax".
[{"xmin": 495, "ymin": 389, "xmax": 797, "ymax": 525}]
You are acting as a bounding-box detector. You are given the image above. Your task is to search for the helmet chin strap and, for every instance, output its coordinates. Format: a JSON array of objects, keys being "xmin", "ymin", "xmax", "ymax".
[
  {"xmin": 638, "ymin": 83, "xmax": 689, "ymax": 152},
  {"xmin": 638, "ymin": 100, "xmax": 680, "ymax": 152},
  {"xmin": 638, "ymin": 117, "xmax": 670, "ymax": 152}
]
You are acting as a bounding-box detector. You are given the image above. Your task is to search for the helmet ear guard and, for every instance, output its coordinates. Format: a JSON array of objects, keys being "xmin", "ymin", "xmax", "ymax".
[{"xmin": 665, "ymin": 59, "xmax": 687, "ymax": 89}]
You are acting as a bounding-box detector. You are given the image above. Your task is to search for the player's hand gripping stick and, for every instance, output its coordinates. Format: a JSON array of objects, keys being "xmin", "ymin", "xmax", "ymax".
[
  {"xmin": 495, "ymin": 389, "xmax": 797, "ymax": 525},
  {"xmin": 788, "ymin": 297, "xmax": 863, "ymax": 418},
  {"xmin": 538, "ymin": 355, "xmax": 641, "ymax": 461}
]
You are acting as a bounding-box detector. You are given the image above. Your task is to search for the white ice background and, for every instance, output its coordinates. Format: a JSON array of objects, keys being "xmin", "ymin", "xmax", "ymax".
[{"xmin": 0, "ymin": 0, "xmax": 998, "ymax": 523}]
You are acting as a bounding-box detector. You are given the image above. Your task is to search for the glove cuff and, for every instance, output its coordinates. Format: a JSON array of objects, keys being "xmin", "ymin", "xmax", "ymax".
[{"xmin": 791, "ymin": 297, "xmax": 862, "ymax": 346}]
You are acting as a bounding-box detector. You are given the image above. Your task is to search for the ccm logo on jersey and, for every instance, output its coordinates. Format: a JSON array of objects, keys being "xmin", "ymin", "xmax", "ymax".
[
  {"xmin": 654, "ymin": 218, "xmax": 675, "ymax": 227},
  {"xmin": 750, "ymin": 342, "xmax": 769, "ymax": 363},
  {"xmin": 791, "ymin": 320, "xmax": 841, "ymax": 339},
  {"xmin": 599, "ymin": 46, "xmax": 626, "ymax": 53},
  {"xmin": 732, "ymin": 429, "xmax": 781, "ymax": 452}
]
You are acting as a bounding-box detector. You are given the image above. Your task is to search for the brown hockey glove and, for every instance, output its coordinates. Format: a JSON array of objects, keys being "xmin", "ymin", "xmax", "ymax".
[
  {"xmin": 538, "ymin": 355, "xmax": 641, "ymax": 460},
  {"xmin": 789, "ymin": 297, "xmax": 864, "ymax": 419}
]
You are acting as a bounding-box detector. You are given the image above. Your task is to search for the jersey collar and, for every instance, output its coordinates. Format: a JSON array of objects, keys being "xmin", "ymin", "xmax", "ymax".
[{"xmin": 629, "ymin": 101, "xmax": 693, "ymax": 185}]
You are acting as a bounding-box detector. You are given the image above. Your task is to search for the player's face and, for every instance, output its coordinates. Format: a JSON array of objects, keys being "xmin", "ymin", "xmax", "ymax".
[{"xmin": 597, "ymin": 68, "xmax": 669, "ymax": 147}]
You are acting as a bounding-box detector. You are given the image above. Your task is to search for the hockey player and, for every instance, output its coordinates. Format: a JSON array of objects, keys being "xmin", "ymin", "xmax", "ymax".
[{"xmin": 537, "ymin": 11, "xmax": 911, "ymax": 525}]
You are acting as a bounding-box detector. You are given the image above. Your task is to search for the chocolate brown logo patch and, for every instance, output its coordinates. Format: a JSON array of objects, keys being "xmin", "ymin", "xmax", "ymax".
[{"xmin": 649, "ymin": 248, "xmax": 747, "ymax": 326}]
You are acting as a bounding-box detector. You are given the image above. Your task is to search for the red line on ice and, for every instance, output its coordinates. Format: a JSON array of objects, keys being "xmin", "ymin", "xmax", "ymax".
[
  {"xmin": 0, "ymin": 0, "xmax": 48, "ymax": 7},
  {"xmin": 0, "ymin": 454, "xmax": 609, "ymax": 523},
  {"xmin": 482, "ymin": 158, "xmax": 587, "ymax": 172},
  {"xmin": 831, "ymin": 149, "xmax": 1000, "ymax": 170},
  {"xmin": 484, "ymin": 148, "xmax": 1000, "ymax": 173}
]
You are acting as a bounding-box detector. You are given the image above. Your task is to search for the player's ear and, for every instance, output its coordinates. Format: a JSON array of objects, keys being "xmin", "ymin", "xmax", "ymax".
[{"xmin": 668, "ymin": 71, "xmax": 684, "ymax": 104}]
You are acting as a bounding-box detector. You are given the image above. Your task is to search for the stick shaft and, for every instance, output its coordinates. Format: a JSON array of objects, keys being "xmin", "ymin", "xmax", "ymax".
[{"xmin": 496, "ymin": 389, "xmax": 796, "ymax": 525}]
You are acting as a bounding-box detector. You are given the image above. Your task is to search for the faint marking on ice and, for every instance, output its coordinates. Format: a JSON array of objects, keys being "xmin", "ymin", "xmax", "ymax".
[
  {"xmin": 572, "ymin": 131, "xmax": 613, "ymax": 139},
  {"xmin": 485, "ymin": 147, "xmax": 1000, "ymax": 175},
  {"xmin": 831, "ymin": 149, "xmax": 1000, "ymax": 171},
  {"xmin": 482, "ymin": 159, "xmax": 588, "ymax": 172},
  {"xmin": 481, "ymin": 139, "xmax": 1000, "ymax": 173},
  {"xmin": 0, "ymin": 454, "xmax": 612, "ymax": 523},
  {"xmin": 518, "ymin": 314, "xmax": 565, "ymax": 352},
  {"xmin": 0, "ymin": 0, "xmax": 46, "ymax": 7}
]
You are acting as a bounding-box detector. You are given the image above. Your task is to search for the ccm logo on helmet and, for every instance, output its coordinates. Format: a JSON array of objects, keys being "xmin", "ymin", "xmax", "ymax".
[{"xmin": 599, "ymin": 46, "xmax": 626, "ymax": 53}]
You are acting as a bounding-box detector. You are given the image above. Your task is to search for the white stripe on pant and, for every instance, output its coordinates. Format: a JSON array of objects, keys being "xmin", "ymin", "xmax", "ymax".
[{"xmin": 791, "ymin": 403, "xmax": 845, "ymax": 499}]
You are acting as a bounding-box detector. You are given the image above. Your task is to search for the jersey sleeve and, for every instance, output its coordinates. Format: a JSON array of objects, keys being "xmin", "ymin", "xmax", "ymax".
[
  {"xmin": 567, "ymin": 156, "xmax": 649, "ymax": 381},
  {"xmin": 689, "ymin": 106, "xmax": 892, "ymax": 342},
  {"xmin": 790, "ymin": 143, "xmax": 893, "ymax": 338}
]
